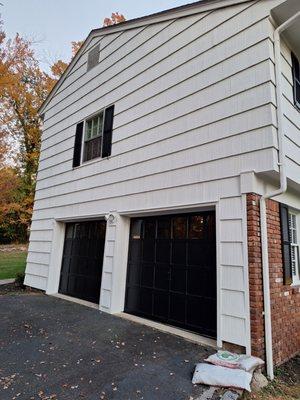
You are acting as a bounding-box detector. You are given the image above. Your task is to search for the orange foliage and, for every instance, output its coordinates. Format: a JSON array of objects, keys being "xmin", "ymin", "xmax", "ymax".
[
  {"xmin": 0, "ymin": 12, "xmax": 125, "ymax": 242},
  {"xmin": 103, "ymin": 12, "xmax": 126, "ymax": 27},
  {"xmin": 72, "ymin": 40, "xmax": 83, "ymax": 56}
]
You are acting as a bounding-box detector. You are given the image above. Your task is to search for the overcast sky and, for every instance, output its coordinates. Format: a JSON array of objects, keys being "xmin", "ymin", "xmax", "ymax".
[{"xmin": 2, "ymin": 0, "xmax": 190, "ymax": 70}]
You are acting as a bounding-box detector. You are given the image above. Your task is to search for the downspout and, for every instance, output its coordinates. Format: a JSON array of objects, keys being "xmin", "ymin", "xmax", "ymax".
[{"xmin": 260, "ymin": 11, "xmax": 300, "ymax": 380}]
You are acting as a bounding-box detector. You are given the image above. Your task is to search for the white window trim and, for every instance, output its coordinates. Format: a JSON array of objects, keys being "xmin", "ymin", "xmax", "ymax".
[
  {"xmin": 288, "ymin": 210, "xmax": 300, "ymax": 286},
  {"xmin": 80, "ymin": 108, "xmax": 106, "ymax": 165}
]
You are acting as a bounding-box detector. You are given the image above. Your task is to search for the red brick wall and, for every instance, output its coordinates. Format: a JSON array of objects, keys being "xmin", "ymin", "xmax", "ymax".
[{"xmin": 247, "ymin": 193, "xmax": 300, "ymax": 365}]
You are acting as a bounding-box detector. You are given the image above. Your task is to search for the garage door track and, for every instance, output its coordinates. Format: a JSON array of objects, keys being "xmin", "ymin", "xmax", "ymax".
[{"xmin": 0, "ymin": 294, "xmax": 213, "ymax": 400}]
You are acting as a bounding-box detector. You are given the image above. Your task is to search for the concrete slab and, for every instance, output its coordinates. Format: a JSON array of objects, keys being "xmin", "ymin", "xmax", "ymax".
[
  {"xmin": 0, "ymin": 294, "xmax": 213, "ymax": 400},
  {"xmin": 0, "ymin": 278, "xmax": 15, "ymax": 286}
]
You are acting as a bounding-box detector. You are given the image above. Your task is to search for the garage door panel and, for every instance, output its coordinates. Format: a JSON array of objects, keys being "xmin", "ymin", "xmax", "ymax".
[
  {"xmin": 187, "ymin": 240, "xmax": 206, "ymax": 266},
  {"xmin": 127, "ymin": 262, "xmax": 141, "ymax": 285},
  {"xmin": 156, "ymin": 240, "xmax": 171, "ymax": 263},
  {"xmin": 169, "ymin": 293, "xmax": 186, "ymax": 324},
  {"xmin": 172, "ymin": 240, "xmax": 186, "ymax": 264},
  {"xmin": 89, "ymin": 240, "xmax": 102, "ymax": 258},
  {"xmin": 89, "ymin": 258, "xmax": 103, "ymax": 277},
  {"xmin": 63, "ymin": 238, "xmax": 73, "ymax": 256},
  {"xmin": 187, "ymin": 296, "xmax": 216, "ymax": 333},
  {"xmin": 187, "ymin": 266, "xmax": 216, "ymax": 297},
  {"xmin": 128, "ymin": 240, "xmax": 141, "ymax": 262},
  {"xmin": 143, "ymin": 239, "xmax": 156, "ymax": 262},
  {"xmin": 170, "ymin": 266, "xmax": 186, "ymax": 293},
  {"xmin": 153, "ymin": 291, "xmax": 168, "ymax": 320},
  {"xmin": 125, "ymin": 287, "xmax": 140, "ymax": 311},
  {"xmin": 154, "ymin": 265, "xmax": 169, "ymax": 290},
  {"xmin": 139, "ymin": 288, "xmax": 152, "ymax": 314},
  {"xmin": 125, "ymin": 211, "xmax": 216, "ymax": 338},
  {"xmin": 141, "ymin": 263, "xmax": 154, "ymax": 288}
]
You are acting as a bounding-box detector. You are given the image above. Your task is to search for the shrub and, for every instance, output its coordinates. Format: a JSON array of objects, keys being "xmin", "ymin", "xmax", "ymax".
[{"xmin": 15, "ymin": 272, "xmax": 25, "ymax": 288}]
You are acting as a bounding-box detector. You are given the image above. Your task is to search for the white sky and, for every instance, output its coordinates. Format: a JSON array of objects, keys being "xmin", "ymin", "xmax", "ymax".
[{"xmin": 2, "ymin": 0, "xmax": 191, "ymax": 71}]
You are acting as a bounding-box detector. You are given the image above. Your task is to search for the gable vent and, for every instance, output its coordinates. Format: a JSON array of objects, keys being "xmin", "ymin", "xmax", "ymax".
[{"xmin": 87, "ymin": 44, "xmax": 100, "ymax": 71}]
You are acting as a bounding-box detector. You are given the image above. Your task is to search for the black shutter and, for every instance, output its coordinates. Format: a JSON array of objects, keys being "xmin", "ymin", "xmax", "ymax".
[
  {"xmin": 102, "ymin": 105, "xmax": 114, "ymax": 158},
  {"xmin": 280, "ymin": 203, "xmax": 292, "ymax": 285},
  {"xmin": 73, "ymin": 122, "xmax": 84, "ymax": 168}
]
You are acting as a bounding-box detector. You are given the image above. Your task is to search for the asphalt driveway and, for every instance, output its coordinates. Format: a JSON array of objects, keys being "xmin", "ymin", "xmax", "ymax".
[{"xmin": 0, "ymin": 294, "xmax": 213, "ymax": 400}]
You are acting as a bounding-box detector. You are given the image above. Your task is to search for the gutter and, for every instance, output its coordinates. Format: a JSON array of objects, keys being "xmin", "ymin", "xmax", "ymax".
[{"xmin": 260, "ymin": 11, "xmax": 300, "ymax": 380}]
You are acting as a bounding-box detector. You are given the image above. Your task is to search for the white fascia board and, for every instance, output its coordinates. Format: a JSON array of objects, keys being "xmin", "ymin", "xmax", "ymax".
[{"xmin": 39, "ymin": 0, "xmax": 253, "ymax": 115}]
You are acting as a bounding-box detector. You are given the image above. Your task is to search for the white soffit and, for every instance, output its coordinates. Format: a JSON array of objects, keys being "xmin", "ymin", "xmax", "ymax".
[{"xmin": 271, "ymin": 0, "xmax": 300, "ymax": 57}]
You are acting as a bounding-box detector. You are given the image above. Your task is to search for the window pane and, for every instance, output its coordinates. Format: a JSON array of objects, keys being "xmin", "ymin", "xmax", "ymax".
[
  {"xmin": 92, "ymin": 136, "xmax": 101, "ymax": 159},
  {"xmin": 131, "ymin": 220, "xmax": 143, "ymax": 239},
  {"xmin": 84, "ymin": 140, "xmax": 92, "ymax": 161},
  {"xmin": 173, "ymin": 217, "xmax": 187, "ymax": 239},
  {"xmin": 86, "ymin": 121, "xmax": 92, "ymax": 140},
  {"xmin": 189, "ymin": 215, "xmax": 205, "ymax": 239},
  {"xmin": 92, "ymin": 117, "xmax": 99, "ymax": 137},
  {"xmin": 98, "ymin": 112, "xmax": 104, "ymax": 134},
  {"xmin": 144, "ymin": 220, "xmax": 156, "ymax": 239},
  {"xmin": 157, "ymin": 219, "xmax": 170, "ymax": 239}
]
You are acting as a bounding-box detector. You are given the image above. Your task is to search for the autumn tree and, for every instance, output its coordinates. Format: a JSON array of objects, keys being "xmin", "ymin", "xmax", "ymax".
[
  {"xmin": 103, "ymin": 12, "xmax": 126, "ymax": 27},
  {"xmin": 0, "ymin": 167, "xmax": 28, "ymax": 242},
  {"xmin": 0, "ymin": 18, "xmax": 55, "ymax": 242},
  {"xmin": 0, "ymin": 12, "xmax": 125, "ymax": 243}
]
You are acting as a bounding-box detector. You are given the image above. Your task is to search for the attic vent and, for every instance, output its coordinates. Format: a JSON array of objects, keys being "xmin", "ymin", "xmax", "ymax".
[{"xmin": 87, "ymin": 44, "xmax": 100, "ymax": 71}]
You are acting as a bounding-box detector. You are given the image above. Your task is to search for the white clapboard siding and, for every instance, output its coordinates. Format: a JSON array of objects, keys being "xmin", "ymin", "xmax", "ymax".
[
  {"xmin": 35, "ymin": 128, "xmax": 277, "ymax": 202},
  {"xmin": 24, "ymin": 273, "xmax": 47, "ymax": 291},
  {"xmin": 268, "ymin": 20, "xmax": 300, "ymax": 185},
  {"xmin": 29, "ymin": 229, "xmax": 53, "ymax": 242},
  {"xmin": 50, "ymin": 31, "xmax": 124, "ymax": 102},
  {"xmin": 25, "ymin": 263, "xmax": 49, "ymax": 278},
  {"xmin": 33, "ymin": 147, "xmax": 277, "ymax": 212},
  {"xmin": 38, "ymin": 60, "xmax": 273, "ymax": 171},
  {"xmin": 45, "ymin": 20, "xmax": 178, "ymax": 118},
  {"xmin": 39, "ymin": 35, "xmax": 273, "ymax": 157},
  {"xmin": 32, "ymin": 176, "xmax": 241, "ymax": 221},
  {"xmin": 36, "ymin": 82, "xmax": 276, "ymax": 182},
  {"xmin": 218, "ymin": 194, "xmax": 250, "ymax": 348},
  {"xmin": 36, "ymin": 104, "xmax": 275, "ymax": 192},
  {"xmin": 42, "ymin": 6, "xmax": 272, "ymax": 135},
  {"xmin": 28, "ymin": 241, "xmax": 52, "ymax": 253},
  {"xmin": 34, "ymin": 149, "xmax": 276, "ymax": 214},
  {"xmin": 45, "ymin": 0, "xmax": 272, "ymax": 125}
]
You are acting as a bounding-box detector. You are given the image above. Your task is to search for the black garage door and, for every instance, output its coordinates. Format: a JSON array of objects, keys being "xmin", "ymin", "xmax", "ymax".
[
  {"xmin": 59, "ymin": 221, "xmax": 106, "ymax": 304},
  {"xmin": 125, "ymin": 212, "xmax": 216, "ymax": 338}
]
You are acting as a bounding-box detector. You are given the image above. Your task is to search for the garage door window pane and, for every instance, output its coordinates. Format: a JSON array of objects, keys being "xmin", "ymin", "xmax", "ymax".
[
  {"xmin": 189, "ymin": 216, "xmax": 204, "ymax": 239},
  {"xmin": 131, "ymin": 220, "xmax": 143, "ymax": 239},
  {"xmin": 144, "ymin": 220, "xmax": 156, "ymax": 238},
  {"xmin": 173, "ymin": 217, "xmax": 187, "ymax": 239},
  {"xmin": 157, "ymin": 219, "xmax": 171, "ymax": 239}
]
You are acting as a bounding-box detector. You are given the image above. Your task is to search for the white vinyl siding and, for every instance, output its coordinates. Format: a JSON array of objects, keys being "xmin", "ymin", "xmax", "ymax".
[{"xmin": 269, "ymin": 31, "xmax": 300, "ymax": 186}]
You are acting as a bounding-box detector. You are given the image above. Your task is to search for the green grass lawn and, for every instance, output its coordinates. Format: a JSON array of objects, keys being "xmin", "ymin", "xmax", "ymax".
[{"xmin": 0, "ymin": 251, "xmax": 27, "ymax": 279}]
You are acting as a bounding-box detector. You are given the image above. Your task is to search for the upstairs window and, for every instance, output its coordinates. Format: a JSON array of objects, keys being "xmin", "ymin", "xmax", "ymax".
[
  {"xmin": 83, "ymin": 112, "xmax": 103, "ymax": 162},
  {"xmin": 291, "ymin": 53, "xmax": 300, "ymax": 110},
  {"xmin": 72, "ymin": 105, "xmax": 115, "ymax": 168}
]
